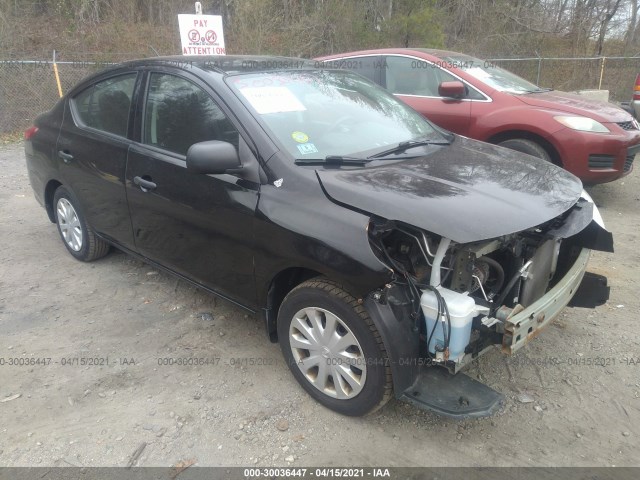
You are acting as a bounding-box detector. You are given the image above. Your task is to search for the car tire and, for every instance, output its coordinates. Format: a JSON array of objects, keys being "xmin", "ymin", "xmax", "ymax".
[
  {"xmin": 53, "ymin": 186, "xmax": 110, "ymax": 262},
  {"xmin": 278, "ymin": 277, "xmax": 392, "ymax": 416},
  {"xmin": 497, "ymin": 138, "xmax": 552, "ymax": 162}
]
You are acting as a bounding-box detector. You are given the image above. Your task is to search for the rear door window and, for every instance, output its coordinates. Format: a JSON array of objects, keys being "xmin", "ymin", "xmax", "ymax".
[{"xmin": 72, "ymin": 73, "xmax": 137, "ymax": 137}]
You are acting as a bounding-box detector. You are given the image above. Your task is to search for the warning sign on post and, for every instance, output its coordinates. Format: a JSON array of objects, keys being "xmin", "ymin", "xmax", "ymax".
[{"xmin": 178, "ymin": 14, "xmax": 226, "ymax": 55}]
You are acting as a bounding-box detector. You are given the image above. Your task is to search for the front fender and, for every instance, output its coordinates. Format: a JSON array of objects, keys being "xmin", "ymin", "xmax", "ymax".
[
  {"xmin": 254, "ymin": 179, "xmax": 392, "ymax": 308},
  {"xmin": 472, "ymin": 106, "xmax": 565, "ymax": 141}
]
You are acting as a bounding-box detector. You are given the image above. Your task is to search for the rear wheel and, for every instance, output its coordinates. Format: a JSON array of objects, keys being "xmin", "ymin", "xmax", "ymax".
[
  {"xmin": 278, "ymin": 278, "xmax": 392, "ymax": 416},
  {"xmin": 497, "ymin": 138, "xmax": 551, "ymax": 162},
  {"xmin": 53, "ymin": 186, "xmax": 110, "ymax": 262}
]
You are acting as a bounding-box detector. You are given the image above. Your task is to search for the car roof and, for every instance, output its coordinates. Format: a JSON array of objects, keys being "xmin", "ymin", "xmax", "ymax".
[
  {"xmin": 411, "ymin": 48, "xmax": 478, "ymax": 59},
  {"xmin": 317, "ymin": 48, "xmax": 478, "ymax": 61},
  {"xmin": 65, "ymin": 54, "xmax": 336, "ymax": 98},
  {"xmin": 119, "ymin": 55, "xmax": 316, "ymax": 74}
]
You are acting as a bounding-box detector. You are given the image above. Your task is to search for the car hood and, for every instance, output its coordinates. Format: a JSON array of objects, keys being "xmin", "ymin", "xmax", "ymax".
[
  {"xmin": 515, "ymin": 90, "xmax": 631, "ymax": 122},
  {"xmin": 316, "ymin": 136, "xmax": 583, "ymax": 244}
]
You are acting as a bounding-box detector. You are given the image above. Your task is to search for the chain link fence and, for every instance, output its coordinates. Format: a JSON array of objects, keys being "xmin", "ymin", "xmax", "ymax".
[
  {"xmin": 0, "ymin": 53, "xmax": 147, "ymax": 136},
  {"xmin": 490, "ymin": 56, "xmax": 640, "ymax": 102},
  {"xmin": 2, "ymin": 53, "xmax": 640, "ymax": 135}
]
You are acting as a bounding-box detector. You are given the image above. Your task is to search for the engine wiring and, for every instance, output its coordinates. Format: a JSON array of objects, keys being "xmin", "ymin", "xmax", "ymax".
[
  {"xmin": 369, "ymin": 224, "xmax": 452, "ymax": 358},
  {"xmin": 369, "ymin": 219, "xmax": 558, "ymax": 365},
  {"xmin": 369, "ymin": 233, "xmax": 424, "ymax": 331}
]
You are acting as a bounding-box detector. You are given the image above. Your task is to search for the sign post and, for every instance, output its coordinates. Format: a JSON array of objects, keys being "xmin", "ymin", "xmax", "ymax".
[{"xmin": 178, "ymin": 2, "xmax": 226, "ymax": 55}]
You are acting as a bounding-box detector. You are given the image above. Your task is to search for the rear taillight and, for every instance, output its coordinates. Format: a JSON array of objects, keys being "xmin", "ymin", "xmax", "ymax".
[
  {"xmin": 24, "ymin": 126, "xmax": 38, "ymax": 140},
  {"xmin": 633, "ymin": 74, "xmax": 640, "ymax": 101}
]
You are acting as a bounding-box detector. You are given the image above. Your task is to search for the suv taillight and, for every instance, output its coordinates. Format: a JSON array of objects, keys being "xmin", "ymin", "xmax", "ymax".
[
  {"xmin": 634, "ymin": 74, "xmax": 640, "ymax": 101},
  {"xmin": 24, "ymin": 126, "xmax": 38, "ymax": 140}
]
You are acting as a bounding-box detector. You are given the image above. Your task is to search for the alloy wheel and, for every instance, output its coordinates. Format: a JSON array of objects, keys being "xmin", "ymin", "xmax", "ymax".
[
  {"xmin": 56, "ymin": 198, "xmax": 83, "ymax": 251},
  {"xmin": 289, "ymin": 307, "xmax": 367, "ymax": 399}
]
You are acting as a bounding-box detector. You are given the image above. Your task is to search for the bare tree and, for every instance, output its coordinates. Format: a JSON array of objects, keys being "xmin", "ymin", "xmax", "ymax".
[
  {"xmin": 595, "ymin": 0, "xmax": 623, "ymax": 54},
  {"xmin": 624, "ymin": 0, "xmax": 639, "ymax": 53}
]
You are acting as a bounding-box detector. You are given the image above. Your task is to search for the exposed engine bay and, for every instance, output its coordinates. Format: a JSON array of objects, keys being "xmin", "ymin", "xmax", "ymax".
[{"xmin": 367, "ymin": 194, "xmax": 613, "ymax": 372}]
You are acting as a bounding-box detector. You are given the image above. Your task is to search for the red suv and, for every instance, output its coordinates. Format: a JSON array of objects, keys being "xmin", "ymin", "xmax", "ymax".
[{"xmin": 317, "ymin": 48, "xmax": 640, "ymax": 184}]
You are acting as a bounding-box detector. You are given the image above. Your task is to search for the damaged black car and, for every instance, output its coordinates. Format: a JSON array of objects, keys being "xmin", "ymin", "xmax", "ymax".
[{"xmin": 24, "ymin": 56, "xmax": 612, "ymax": 418}]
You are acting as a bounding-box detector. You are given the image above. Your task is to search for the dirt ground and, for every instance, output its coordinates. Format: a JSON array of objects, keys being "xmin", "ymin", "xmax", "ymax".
[{"xmin": 0, "ymin": 142, "xmax": 639, "ymax": 468}]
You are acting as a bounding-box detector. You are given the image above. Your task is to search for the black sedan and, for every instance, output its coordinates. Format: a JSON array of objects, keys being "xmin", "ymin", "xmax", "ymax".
[{"xmin": 24, "ymin": 55, "xmax": 611, "ymax": 418}]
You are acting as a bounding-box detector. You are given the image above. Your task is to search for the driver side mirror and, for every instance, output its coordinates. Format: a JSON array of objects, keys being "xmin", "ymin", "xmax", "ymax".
[
  {"xmin": 438, "ymin": 81, "xmax": 465, "ymax": 99},
  {"xmin": 186, "ymin": 140, "xmax": 241, "ymax": 175}
]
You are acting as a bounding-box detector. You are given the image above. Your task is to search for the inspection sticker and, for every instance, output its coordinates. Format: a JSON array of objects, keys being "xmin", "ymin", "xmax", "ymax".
[
  {"xmin": 291, "ymin": 131, "xmax": 309, "ymax": 143},
  {"xmin": 297, "ymin": 143, "xmax": 318, "ymax": 155},
  {"xmin": 239, "ymin": 87, "xmax": 306, "ymax": 114}
]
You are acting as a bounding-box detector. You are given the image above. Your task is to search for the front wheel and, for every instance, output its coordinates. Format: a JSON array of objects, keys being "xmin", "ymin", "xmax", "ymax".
[
  {"xmin": 278, "ymin": 278, "xmax": 392, "ymax": 416},
  {"xmin": 53, "ymin": 186, "xmax": 110, "ymax": 262},
  {"xmin": 497, "ymin": 138, "xmax": 552, "ymax": 162}
]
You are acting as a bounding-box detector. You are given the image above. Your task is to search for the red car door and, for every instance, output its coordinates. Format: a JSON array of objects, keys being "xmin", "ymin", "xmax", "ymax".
[{"xmin": 382, "ymin": 55, "xmax": 472, "ymax": 136}]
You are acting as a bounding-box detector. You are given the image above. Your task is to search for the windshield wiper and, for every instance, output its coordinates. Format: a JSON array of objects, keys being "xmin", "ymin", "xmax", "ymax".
[
  {"xmin": 295, "ymin": 155, "xmax": 371, "ymax": 166},
  {"xmin": 367, "ymin": 139, "xmax": 449, "ymax": 159}
]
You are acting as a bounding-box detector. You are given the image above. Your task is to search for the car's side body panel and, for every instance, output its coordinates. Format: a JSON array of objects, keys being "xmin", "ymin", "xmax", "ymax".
[
  {"xmin": 253, "ymin": 167, "xmax": 392, "ymax": 307},
  {"xmin": 125, "ymin": 143, "xmax": 261, "ymax": 306},
  {"xmin": 395, "ymin": 93, "xmax": 472, "ymax": 136},
  {"xmin": 56, "ymin": 106, "xmax": 135, "ymax": 249},
  {"xmin": 24, "ymin": 103, "xmax": 66, "ymax": 213},
  {"xmin": 50, "ymin": 70, "xmax": 142, "ymax": 250}
]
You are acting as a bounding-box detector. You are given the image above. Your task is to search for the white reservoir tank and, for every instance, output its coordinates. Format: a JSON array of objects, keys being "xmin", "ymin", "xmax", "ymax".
[{"xmin": 421, "ymin": 287, "xmax": 485, "ymax": 362}]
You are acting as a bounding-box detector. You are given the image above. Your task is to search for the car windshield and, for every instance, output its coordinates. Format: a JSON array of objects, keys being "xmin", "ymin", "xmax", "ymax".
[
  {"xmin": 227, "ymin": 70, "xmax": 442, "ymax": 160},
  {"xmin": 444, "ymin": 55, "xmax": 544, "ymax": 94}
]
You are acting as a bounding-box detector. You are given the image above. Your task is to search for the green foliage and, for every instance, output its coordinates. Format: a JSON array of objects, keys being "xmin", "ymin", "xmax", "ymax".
[
  {"xmin": 0, "ymin": 0, "xmax": 635, "ymax": 58},
  {"xmin": 225, "ymin": 0, "xmax": 444, "ymax": 56},
  {"xmin": 385, "ymin": 0, "xmax": 443, "ymax": 48}
]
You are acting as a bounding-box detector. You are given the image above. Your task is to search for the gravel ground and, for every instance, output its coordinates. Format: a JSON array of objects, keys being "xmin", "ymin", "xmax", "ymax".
[{"xmin": 0, "ymin": 142, "xmax": 639, "ymax": 467}]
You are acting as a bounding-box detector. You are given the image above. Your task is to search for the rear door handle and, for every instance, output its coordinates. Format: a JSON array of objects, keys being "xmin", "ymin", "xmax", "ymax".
[
  {"xmin": 58, "ymin": 150, "xmax": 74, "ymax": 164},
  {"xmin": 133, "ymin": 176, "xmax": 157, "ymax": 192}
]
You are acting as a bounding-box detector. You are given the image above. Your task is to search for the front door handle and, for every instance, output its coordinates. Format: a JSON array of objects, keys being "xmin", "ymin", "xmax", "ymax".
[
  {"xmin": 133, "ymin": 176, "xmax": 157, "ymax": 192},
  {"xmin": 58, "ymin": 150, "xmax": 74, "ymax": 164}
]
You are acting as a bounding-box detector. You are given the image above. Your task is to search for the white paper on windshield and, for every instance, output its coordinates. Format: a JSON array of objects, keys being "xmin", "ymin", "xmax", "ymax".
[
  {"xmin": 239, "ymin": 87, "xmax": 306, "ymax": 114},
  {"xmin": 465, "ymin": 67, "xmax": 491, "ymax": 79}
]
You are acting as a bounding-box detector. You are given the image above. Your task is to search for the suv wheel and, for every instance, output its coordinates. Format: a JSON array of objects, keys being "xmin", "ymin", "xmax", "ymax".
[
  {"xmin": 278, "ymin": 278, "xmax": 392, "ymax": 416},
  {"xmin": 498, "ymin": 138, "xmax": 551, "ymax": 162},
  {"xmin": 53, "ymin": 186, "xmax": 110, "ymax": 261}
]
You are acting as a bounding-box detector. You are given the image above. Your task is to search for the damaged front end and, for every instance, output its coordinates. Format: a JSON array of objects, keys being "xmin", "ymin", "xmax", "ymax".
[{"xmin": 366, "ymin": 192, "xmax": 611, "ymax": 417}]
